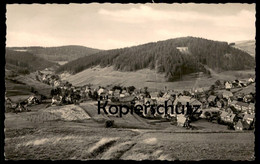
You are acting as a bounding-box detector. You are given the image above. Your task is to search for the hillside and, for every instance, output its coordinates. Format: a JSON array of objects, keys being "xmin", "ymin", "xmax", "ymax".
[
  {"xmin": 7, "ymin": 45, "xmax": 101, "ymax": 62},
  {"xmin": 5, "ymin": 49, "xmax": 58, "ymax": 74},
  {"xmin": 63, "ymin": 66, "xmax": 254, "ymax": 91},
  {"xmin": 232, "ymin": 40, "xmax": 255, "ymax": 57},
  {"xmin": 57, "ymin": 37, "xmax": 255, "ymax": 81}
]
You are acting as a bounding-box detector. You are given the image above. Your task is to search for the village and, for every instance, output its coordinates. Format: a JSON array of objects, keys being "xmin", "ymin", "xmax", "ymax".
[{"xmin": 5, "ymin": 69, "xmax": 256, "ymax": 132}]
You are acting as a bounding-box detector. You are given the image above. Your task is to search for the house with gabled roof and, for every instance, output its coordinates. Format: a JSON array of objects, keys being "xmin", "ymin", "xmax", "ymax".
[
  {"xmin": 230, "ymin": 100, "xmax": 238, "ymax": 107},
  {"xmin": 248, "ymin": 103, "xmax": 255, "ymax": 114},
  {"xmin": 239, "ymin": 80, "xmax": 248, "ymax": 87},
  {"xmin": 243, "ymin": 113, "xmax": 254, "ymax": 125},
  {"xmin": 220, "ymin": 111, "xmax": 235, "ymax": 123},
  {"xmin": 225, "ymin": 81, "xmax": 233, "ymax": 90},
  {"xmin": 248, "ymin": 77, "xmax": 255, "ymax": 83},
  {"xmin": 235, "ymin": 101, "xmax": 249, "ymax": 112},
  {"xmin": 220, "ymin": 111, "xmax": 228, "ymax": 120},
  {"xmin": 234, "ymin": 120, "xmax": 244, "ymax": 131}
]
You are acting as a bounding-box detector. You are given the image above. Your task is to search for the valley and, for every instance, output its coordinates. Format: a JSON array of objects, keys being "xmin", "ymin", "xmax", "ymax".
[{"xmin": 4, "ymin": 37, "xmax": 256, "ymax": 161}]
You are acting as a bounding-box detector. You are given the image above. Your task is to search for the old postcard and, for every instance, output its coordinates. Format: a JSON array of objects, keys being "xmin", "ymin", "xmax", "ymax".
[{"xmin": 5, "ymin": 3, "xmax": 255, "ymax": 160}]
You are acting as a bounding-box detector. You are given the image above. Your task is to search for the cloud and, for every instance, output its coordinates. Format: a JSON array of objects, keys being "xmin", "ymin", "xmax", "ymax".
[
  {"xmin": 6, "ymin": 4, "xmax": 255, "ymax": 49},
  {"xmin": 98, "ymin": 5, "xmax": 255, "ymax": 28},
  {"xmin": 98, "ymin": 5, "xmax": 212, "ymax": 23}
]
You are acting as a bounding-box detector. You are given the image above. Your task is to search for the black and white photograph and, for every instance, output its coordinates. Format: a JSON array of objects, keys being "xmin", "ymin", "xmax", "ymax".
[{"xmin": 4, "ymin": 3, "xmax": 256, "ymax": 160}]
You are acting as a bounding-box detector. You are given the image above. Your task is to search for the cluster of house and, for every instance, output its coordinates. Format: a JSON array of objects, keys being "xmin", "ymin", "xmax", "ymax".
[
  {"xmin": 195, "ymin": 78, "xmax": 255, "ymax": 131},
  {"xmin": 5, "ymin": 69, "xmax": 255, "ymax": 131},
  {"xmin": 5, "ymin": 95, "xmax": 41, "ymax": 113},
  {"xmin": 36, "ymin": 70, "xmax": 68, "ymax": 88},
  {"xmin": 92, "ymin": 77, "xmax": 255, "ymax": 130},
  {"xmin": 224, "ymin": 78, "xmax": 255, "ymax": 89}
]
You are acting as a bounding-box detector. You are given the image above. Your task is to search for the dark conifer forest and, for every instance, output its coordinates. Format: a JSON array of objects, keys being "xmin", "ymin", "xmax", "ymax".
[{"xmin": 56, "ymin": 37, "xmax": 254, "ymax": 81}]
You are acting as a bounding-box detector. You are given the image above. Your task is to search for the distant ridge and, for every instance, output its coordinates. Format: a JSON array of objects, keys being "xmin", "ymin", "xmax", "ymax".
[
  {"xmin": 7, "ymin": 45, "xmax": 101, "ymax": 62},
  {"xmin": 5, "ymin": 49, "xmax": 58, "ymax": 74},
  {"xmin": 57, "ymin": 36, "xmax": 255, "ymax": 82}
]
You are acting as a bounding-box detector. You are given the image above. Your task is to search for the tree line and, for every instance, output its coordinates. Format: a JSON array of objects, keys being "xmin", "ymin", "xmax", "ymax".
[{"xmin": 56, "ymin": 37, "xmax": 255, "ymax": 81}]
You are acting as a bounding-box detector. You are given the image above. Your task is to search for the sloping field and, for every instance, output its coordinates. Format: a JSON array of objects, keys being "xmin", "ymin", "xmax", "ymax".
[
  {"xmin": 45, "ymin": 105, "xmax": 91, "ymax": 121},
  {"xmin": 233, "ymin": 40, "xmax": 255, "ymax": 57},
  {"xmin": 63, "ymin": 66, "xmax": 255, "ymax": 91},
  {"xmin": 5, "ymin": 79, "xmax": 32, "ymax": 97},
  {"xmin": 63, "ymin": 66, "xmax": 211, "ymax": 91},
  {"xmin": 12, "ymin": 74, "xmax": 53, "ymax": 98}
]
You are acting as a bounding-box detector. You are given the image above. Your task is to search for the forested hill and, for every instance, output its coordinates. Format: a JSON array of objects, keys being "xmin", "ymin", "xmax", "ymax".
[
  {"xmin": 56, "ymin": 37, "xmax": 255, "ymax": 81},
  {"xmin": 5, "ymin": 49, "xmax": 58, "ymax": 74},
  {"xmin": 7, "ymin": 45, "xmax": 101, "ymax": 62}
]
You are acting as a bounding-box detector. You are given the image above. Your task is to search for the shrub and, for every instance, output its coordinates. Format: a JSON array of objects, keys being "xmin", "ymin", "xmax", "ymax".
[{"xmin": 105, "ymin": 120, "xmax": 114, "ymax": 128}]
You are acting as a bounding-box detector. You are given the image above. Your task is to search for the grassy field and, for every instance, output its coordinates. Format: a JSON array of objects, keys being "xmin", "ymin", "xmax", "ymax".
[
  {"xmin": 4, "ymin": 101, "xmax": 255, "ymax": 160},
  {"xmin": 63, "ymin": 66, "xmax": 255, "ymax": 91},
  {"xmin": 233, "ymin": 40, "xmax": 255, "ymax": 57},
  {"xmin": 5, "ymin": 79, "xmax": 32, "ymax": 97},
  {"xmin": 5, "ymin": 71, "xmax": 53, "ymax": 101}
]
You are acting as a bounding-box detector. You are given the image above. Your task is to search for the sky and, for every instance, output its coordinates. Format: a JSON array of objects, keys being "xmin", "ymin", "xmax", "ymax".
[{"xmin": 6, "ymin": 3, "xmax": 255, "ymax": 50}]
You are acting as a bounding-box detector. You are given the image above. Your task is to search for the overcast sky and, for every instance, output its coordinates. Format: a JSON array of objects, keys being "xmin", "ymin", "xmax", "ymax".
[{"xmin": 6, "ymin": 3, "xmax": 255, "ymax": 50}]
